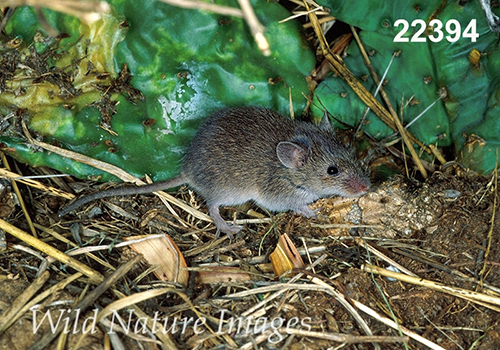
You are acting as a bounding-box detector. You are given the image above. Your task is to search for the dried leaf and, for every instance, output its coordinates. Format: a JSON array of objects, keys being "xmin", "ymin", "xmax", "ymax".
[
  {"xmin": 124, "ymin": 234, "xmax": 188, "ymax": 286},
  {"xmin": 269, "ymin": 234, "xmax": 305, "ymax": 277}
]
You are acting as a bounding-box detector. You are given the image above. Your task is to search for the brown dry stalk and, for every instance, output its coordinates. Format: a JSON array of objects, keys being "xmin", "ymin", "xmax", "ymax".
[
  {"xmin": 0, "ymin": 273, "xmax": 83, "ymax": 334},
  {"xmin": 33, "ymin": 223, "xmax": 116, "ymax": 271},
  {"xmin": 236, "ymin": 0, "xmax": 270, "ymax": 56},
  {"xmin": 479, "ymin": 153, "xmax": 498, "ymax": 279},
  {"xmin": 22, "ymin": 127, "xmax": 212, "ymax": 224},
  {"xmin": 363, "ymin": 264, "xmax": 500, "ymax": 310},
  {"xmin": 352, "ymin": 299, "xmax": 446, "ymax": 350},
  {"xmin": 1, "ymin": 153, "xmax": 38, "ymax": 237},
  {"xmin": 355, "ymin": 238, "xmax": 418, "ymax": 277},
  {"xmin": 0, "ymin": 0, "xmax": 110, "ymax": 23},
  {"xmin": 0, "ymin": 218, "xmax": 104, "ymax": 284},
  {"xmin": 0, "ymin": 167, "xmax": 74, "ymax": 199},
  {"xmin": 304, "ymin": 0, "xmax": 436, "ymax": 178},
  {"xmin": 27, "ymin": 254, "xmax": 143, "ymax": 350},
  {"xmin": 350, "ymin": 26, "xmax": 446, "ymax": 166},
  {"xmin": 0, "ymin": 271, "xmax": 50, "ymax": 334},
  {"xmin": 158, "ymin": 0, "xmax": 270, "ymax": 56},
  {"xmin": 110, "ymin": 289, "xmax": 179, "ymax": 349},
  {"xmin": 283, "ymin": 328, "xmax": 409, "ymax": 344}
]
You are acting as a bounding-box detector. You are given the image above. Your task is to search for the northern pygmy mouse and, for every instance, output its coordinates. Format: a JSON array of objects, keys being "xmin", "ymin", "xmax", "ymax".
[{"xmin": 59, "ymin": 107, "xmax": 370, "ymax": 237}]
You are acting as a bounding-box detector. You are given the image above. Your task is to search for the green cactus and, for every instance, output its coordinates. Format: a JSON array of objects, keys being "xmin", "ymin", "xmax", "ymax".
[
  {"xmin": 313, "ymin": 0, "xmax": 500, "ymax": 174},
  {"xmin": 0, "ymin": 0, "xmax": 315, "ymax": 181}
]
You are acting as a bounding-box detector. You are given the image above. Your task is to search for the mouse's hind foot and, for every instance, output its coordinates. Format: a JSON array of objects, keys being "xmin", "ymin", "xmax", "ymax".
[
  {"xmin": 208, "ymin": 204, "xmax": 243, "ymax": 239},
  {"xmin": 217, "ymin": 223, "xmax": 243, "ymax": 240}
]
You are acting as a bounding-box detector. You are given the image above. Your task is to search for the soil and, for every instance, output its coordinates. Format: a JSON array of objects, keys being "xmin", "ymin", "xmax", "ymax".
[{"xmin": 0, "ymin": 164, "xmax": 499, "ymax": 350}]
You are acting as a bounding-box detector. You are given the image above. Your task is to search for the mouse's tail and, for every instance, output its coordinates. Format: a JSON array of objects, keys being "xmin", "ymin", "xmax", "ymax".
[{"xmin": 58, "ymin": 176, "xmax": 186, "ymax": 217}]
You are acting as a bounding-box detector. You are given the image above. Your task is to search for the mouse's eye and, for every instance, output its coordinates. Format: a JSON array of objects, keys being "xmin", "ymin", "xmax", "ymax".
[{"xmin": 327, "ymin": 166, "xmax": 339, "ymax": 175}]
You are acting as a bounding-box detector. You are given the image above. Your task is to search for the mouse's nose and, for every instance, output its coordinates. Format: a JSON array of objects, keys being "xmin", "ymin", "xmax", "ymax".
[{"xmin": 348, "ymin": 176, "xmax": 371, "ymax": 195}]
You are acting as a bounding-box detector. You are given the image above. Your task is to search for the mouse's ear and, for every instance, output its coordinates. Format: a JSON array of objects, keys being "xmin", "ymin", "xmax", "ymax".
[
  {"xmin": 319, "ymin": 113, "xmax": 334, "ymax": 132},
  {"xmin": 276, "ymin": 141, "xmax": 310, "ymax": 169}
]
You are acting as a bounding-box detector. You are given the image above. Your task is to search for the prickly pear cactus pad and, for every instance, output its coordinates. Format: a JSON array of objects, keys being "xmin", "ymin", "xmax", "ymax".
[
  {"xmin": 0, "ymin": 0, "xmax": 315, "ymax": 181},
  {"xmin": 313, "ymin": 0, "xmax": 500, "ymax": 174}
]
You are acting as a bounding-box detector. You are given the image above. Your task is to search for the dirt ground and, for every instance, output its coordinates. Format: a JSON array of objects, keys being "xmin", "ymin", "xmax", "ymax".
[{"xmin": 0, "ymin": 161, "xmax": 498, "ymax": 350}]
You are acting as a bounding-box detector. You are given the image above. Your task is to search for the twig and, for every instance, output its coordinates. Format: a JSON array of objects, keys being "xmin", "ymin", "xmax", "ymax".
[
  {"xmin": 0, "ymin": 271, "xmax": 50, "ymax": 334},
  {"xmin": 27, "ymin": 254, "xmax": 143, "ymax": 350},
  {"xmin": 304, "ymin": 1, "xmax": 445, "ymax": 177},
  {"xmin": 310, "ymin": 223, "xmax": 384, "ymax": 229},
  {"xmin": 1, "ymin": 153, "xmax": 38, "ymax": 237},
  {"xmin": 33, "ymin": 223, "xmax": 116, "ymax": 271},
  {"xmin": 226, "ymin": 280, "xmax": 379, "ymax": 349},
  {"xmin": 302, "ymin": 15, "xmax": 336, "ymax": 28},
  {"xmin": 385, "ymin": 146, "xmax": 436, "ymax": 172},
  {"xmin": 0, "ymin": 218, "xmax": 104, "ymax": 284},
  {"xmin": 355, "ymin": 238, "xmax": 418, "ymax": 277},
  {"xmin": 63, "ymin": 234, "xmax": 167, "ymax": 256},
  {"xmin": 479, "ymin": 151, "xmax": 498, "ymax": 279},
  {"xmin": 1, "ymin": 274, "xmax": 82, "ymax": 334},
  {"xmin": 362, "ymin": 264, "xmax": 500, "ymax": 310},
  {"xmin": 279, "ymin": 7, "xmax": 324, "ymax": 23},
  {"xmin": 393, "ymin": 247, "xmax": 500, "ymax": 295},
  {"xmin": 0, "ymin": 0, "xmax": 110, "ymax": 23},
  {"xmin": 158, "ymin": 0, "xmax": 270, "ymax": 56},
  {"xmin": 282, "ymin": 328, "xmax": 408, "ymax": 344},
  {"xmin": 22, "ymin": 129, "xmax": 213, "ymax": 224},
  {"xmin": 236, "ymin": 0, "xmax": 270, "ymax": 56},
  {"xmin": 352, "ymin": 300, "xmax": 446, "ymax": 350},
  {"xmin": 308, "ymin": 276, "xmax": 380, "ymax": 350},
  {"xmin": 349, "ymin": 26, "xmax": 428, "ymax": 178},
  {"xmin": 191, "ymin": 239, "xmax": 246, "ymax": 261},
  {"xmin": 0, "ymin": 167, "xmax": 74, "ymax": 199},
  {"xmin": 198, "ymin": 245, "xmax": 327, "ymax": 267}
]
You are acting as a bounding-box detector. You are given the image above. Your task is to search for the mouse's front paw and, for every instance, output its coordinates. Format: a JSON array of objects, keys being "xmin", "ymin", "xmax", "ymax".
[{"xmin": 295, "ymin": 205, "xmax": 317, "ymax": 219}]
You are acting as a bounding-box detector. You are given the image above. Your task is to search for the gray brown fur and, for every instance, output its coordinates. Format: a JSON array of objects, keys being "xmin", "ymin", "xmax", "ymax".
[{"xmin": 59, "ymin": 107, "xmax": 370, "ymax": 237}]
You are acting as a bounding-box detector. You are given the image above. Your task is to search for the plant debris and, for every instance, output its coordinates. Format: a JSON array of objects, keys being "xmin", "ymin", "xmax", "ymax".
[{"xmin": 0, "ymin": 161, "xmax": 498, "ymax": 349}]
